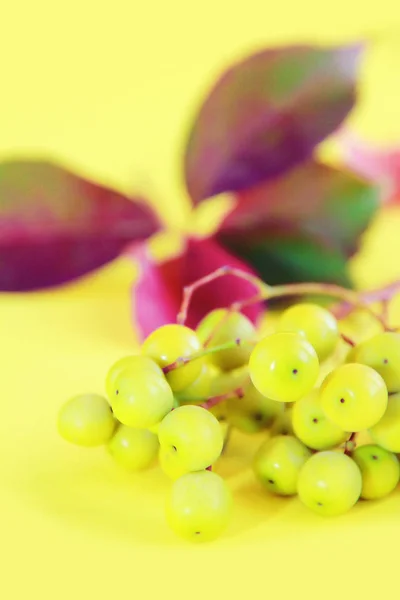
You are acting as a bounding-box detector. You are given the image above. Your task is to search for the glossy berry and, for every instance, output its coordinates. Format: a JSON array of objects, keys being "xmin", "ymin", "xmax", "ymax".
[
  {"xmin": 249, "ymin": 332, "xmax": 319, "ymax": 402},
  {"xmin": 320, "ymin": 363, "xmax": 388, "ymax": 432},
  {"xmin": 369, "ymin": 392, "xmax": 400, "ymax": 452},
  {"xmin": 352, "ymin": 332, "xmax": 400, "ymax": 393},
  {"xmin": 110, "ymin": 368, "xmax": 174, "ymax": 428},
  {"xmin": 279, "ymin": 303, "xmax": 339, "ymax": 361},
  {"xmin": 108, "ymin": 425, "xmax": 159, "ymax": 471},
  {"xmin": 165, "ymin": 471, "xmax": 232, "ymax": 542},
  {"xmin": 158, "ymin": 405, "xmax": 223, "ymax": 479},
  {"xmin": 141, "ymin": 324, "xmax": 203, "ymax": 392},
  {"xmin": 253, "ymin": 435, "xmax": 311, "ymax": 496},
  {"xmin": 352, "ymin": 444, "xmax": 400, "ymax": 500},
  {"xmin": 297, "ymin": 451, "xmax": 362, "ymax": 516},
  {"xmin": 292, "ymin": 389, "xmax": 348, "ymax": 450},
  {"xmin": 105, "ymin": 355, "xmax": 163, "ymax": 400},
  {"xmin": 58, "ymin": 393, "xmax": 116, "ymax": 447},
  {"xmin": 196, "ymin": 309, "xmax": 255, "ymax": 371}
]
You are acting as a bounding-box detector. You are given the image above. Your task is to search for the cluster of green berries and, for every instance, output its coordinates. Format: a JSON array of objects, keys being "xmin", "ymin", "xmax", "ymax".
[{"xmin": 57, "ymin": 302, "xmax": 400, "ymax": 542}]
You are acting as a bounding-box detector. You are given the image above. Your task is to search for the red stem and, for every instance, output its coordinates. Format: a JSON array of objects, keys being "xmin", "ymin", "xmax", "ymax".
[
  {"xmin": 163, "ymin": 356, "xmax": 188, "ymax": 374},
  {"xmin": 203, "ymin": 308, "xmax": 233, "ymax": 347},
  {"xmin": 203, "ymin": 293, "xmax": 266, "ymax": 347},
  {"xmin": 200, "ymin": 387, "xmax": 244, "ymax": 410},
  {"xmin": 332, "ymin": 280, "xmax": 400, "ymax": 320},
  {"xmin": 341, "ymin": 333, "xmax": 356, "ymax": 347},
  {"xmin": 381, "ymin": 299, "xmax": 389, "ymax": 322},
  {"xmin": 177, "ymin": 266, "xmax": 261, "ymax": 325}
]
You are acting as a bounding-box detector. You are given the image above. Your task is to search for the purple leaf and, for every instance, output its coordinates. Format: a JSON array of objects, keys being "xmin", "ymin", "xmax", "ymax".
[
  {"xmin": 0, "ymin": 160, "xmax": 160, "ymax": 291},
  {"xmin": 184, "ymin": 45, "xmax": 361, "ymax": 204},
  {"xmin": 216, "ymin": 161, "xmax": 379, "ymax": 286},
  {"xmin": 132, "ymin": 237, "xmax": 263, "ymax": 340}
]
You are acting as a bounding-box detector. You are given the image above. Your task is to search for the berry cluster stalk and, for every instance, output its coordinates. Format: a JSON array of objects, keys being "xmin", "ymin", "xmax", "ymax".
[
  {"xmin": 177, "ymin": 266, "xmax": 394, "ymax": 331},
  {"xmin": 200, "ymin": 387, "xmax": 244, "ymax": 410},
  {"xmin": 162, "ymin": 338, "xmax": 254, "ymax": 374}
]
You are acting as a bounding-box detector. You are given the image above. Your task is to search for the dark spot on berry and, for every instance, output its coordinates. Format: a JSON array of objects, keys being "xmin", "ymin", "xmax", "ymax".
[
  {"xmin": 172, "ymin": 445, "xmax": 177, "ymax": 452},
  {"xmin": 253, "ymin": 412, "xmax": 264, "ymax": 422},
  {"xmin": 268, "ymin": 479, "xmax": 274, "ymax": 484},
  {"xmin": 372, "ymin": 455, "xmax": 378, "ymax": 460},
  {"xmin": 115, "ymin": 390, "xmax": 119, "ymax": 395},
  {"xmin": 383, "ymin": 358, "xmax": 389, "ymax": 364},
  {"xmin": 281, "ymin": 429, "xmax": 288, "ymax": 435},
  {"xmin": 292, "ymin": 369, "xmax": 298, "ymax": 375},
  {"xmin": 195, "ymin": 531, "xmax": 201, "ymax": 535},
  {"xmin": 340, "ymin": 398, "xmax": 345, "ymax": 404},
  {"xmin": 312, "ymin": 418, "xmax": 318, "ymax": 424},
  {"xmin": 317, "ymin": 502, "xmax": 323, "ymax": 507}
]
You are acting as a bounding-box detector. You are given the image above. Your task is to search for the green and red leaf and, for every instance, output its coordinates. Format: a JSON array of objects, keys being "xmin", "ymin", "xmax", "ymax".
[
  {"xmin": 184, "ymin": 44, "xmax": 361, "ymax": 204},
  {"xmin": 216, "ymin": 161, "xmax": 379, "ymax": 286},
  {"xmin": 132, "ymin": 238, "xmax": 263, "ymax": 340},
  {"xmin": 0, "ymin": 161, "xmax": 159, "ymax": 291}
]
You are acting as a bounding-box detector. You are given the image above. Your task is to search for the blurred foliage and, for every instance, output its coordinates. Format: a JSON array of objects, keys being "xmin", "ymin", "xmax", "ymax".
[{"xmin": 0, "ymin": 43, "xmax": 381, "ymax": 331}]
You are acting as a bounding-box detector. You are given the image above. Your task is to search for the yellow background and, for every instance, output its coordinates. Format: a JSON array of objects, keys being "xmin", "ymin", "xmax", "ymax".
[{"xmin": 1, "ymin": 1, "xmax": 400, "ymax": 599}]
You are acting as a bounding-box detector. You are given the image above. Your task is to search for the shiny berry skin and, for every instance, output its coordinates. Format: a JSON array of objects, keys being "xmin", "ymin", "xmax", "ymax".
[
  {"xmin": 110, "ymin": 368, "xmax": 174, "ymax": 428},
  {"xmin": 196, "ymin": 309, "xmax": 255, "ymax": 371},
  {"xmin": 108, "ymin": 425, "xmax": 159, "ymax": 471},
  {"xmin": 249, "ymin": 332, "xmax": 319, "ymax": 402},
  {"xmin": 157, "ymin": 405, "xmax": 223, "ymax": 479},
  {"xmin": 369, "ymin": 392, "xmax": 400, "ymax": 452},
  {"xmin": 58, "ymin": 393, "xmax": 116, "ymax": 447},
  {"xmin": 352, "ymin": 444, "xmax": 400, "ymax": 500},
  {"xmin": 352, "ymin": 332, "xmax": 400, "ymax": 393},
  {"xmin": 105, "ymin": 355, "xmax": 163, "ymax": 401},
  {"xmin": 292, "ymin": 389, "xmax": 348, "ymax": 451},
  {"xmin": 320, "ymin": 363, "xmax": 388, "ymax": 432},
  {"xmin": 141, "ymin": 324, "xmax": 204, "ymax": 392},
  {"xmin": 297, "ymin": 451, "xmax": 362, "ymax": 516},
  {"xmin": 253, "ymin": 435, "xmax": 311, "ymax": 496},
  {"xmin": 279, "ymin": 303, "xmax": 339, "ymax": 361},
  {"xmin": 165, "ymin": 471, "xmax": 232, "ymax": 542}
]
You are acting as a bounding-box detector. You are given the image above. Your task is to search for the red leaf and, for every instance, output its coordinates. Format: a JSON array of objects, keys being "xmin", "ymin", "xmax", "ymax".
[
  {"xmin": 216, "ymin": 161, "xmax": 379, "ymax": 286},
  {"xmin": 132, "ymin": 238, "xmax": 263, "ymax": 340},
  {"xmin": 339, "ymin": 131, "xmax": 400, "ymax": 205},
  {"xmin": 0, "ymin": 161, "xmax": 160, "ymax": 290},
  {"xmin": 184, "ymin": 45, "xmax": 361, "ymax": 204}
]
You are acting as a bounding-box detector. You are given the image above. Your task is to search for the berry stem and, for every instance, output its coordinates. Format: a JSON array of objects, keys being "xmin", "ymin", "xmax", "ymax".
[
  {"xmin": 203, "ymin": 308, "xmax": 234, "ymax": 348},
  {"xmin": 200, "ymin": 387, "xmax": 244, "ymax": 410},
  {"xmin": 344, "ymin": 432, "xmax": 357, "ymax": 455},
  {"xmin": 331, "ymin": 279, "xmax": 400, "ymax": 320},
  {"xmin": 266, "ymin": 283, "xmax": 388, "ymax": 329},
  {"xmin": 340, "ymin": 333, "xmax": 356, "ymax": 347},
  {"xmin": 177, "ymin": 266, "xmax": 263, "ymax": 325},
  {"xmin": 230, "ymin": 292, "xmax": 266, "ymax": 313},
  {"xmin": 381, "ymin": 299, "xmax": 389, "ymax": 322},
  {"xmin": 162, "ymin": 339, "xmax": 254, "ymax": 374},
  {"xmin": 177, "ymin": 265, "xmax": 392, "ymax": 331},
  {"xmin": 222, "ymin": 424, "xmax": 233, "ymax": 455}
]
